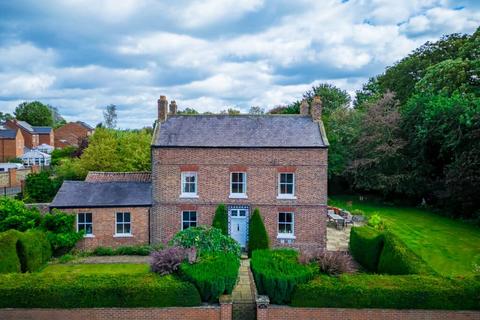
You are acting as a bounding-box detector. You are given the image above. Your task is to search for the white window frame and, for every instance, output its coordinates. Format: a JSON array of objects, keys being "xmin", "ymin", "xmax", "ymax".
[
  {"xmin": 229, "ymin": 172, "xmax": 247, "ymax": 198},
  {"xmin": 114, "ymin": 212, "xmax": 132, "ymax": 237},
  {"xmin": 77, "ymin": 212, "xmax": 94, "ymax": 237},
  {"xmin": 180, "ymin": 172, "xmax": 198, "ymax": 198},
  {"xmin": 277, "ymin": 212, "xmax": 296, "ymax": 239},
  {"xmin": 277, "ymin": 173, "xmax": 297, "ymax": 199},
  {"xmin": 181, "ymin": 211, "xmax": 198, "ymax": 230}
]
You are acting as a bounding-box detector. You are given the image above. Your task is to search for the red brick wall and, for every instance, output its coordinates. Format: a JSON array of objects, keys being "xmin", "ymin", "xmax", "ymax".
[
  {"xmin": 0, "ymin": 130, "xmax": 24, "ymax": 162},
  {"xmin": 39, "ymin": 132, "xmax": 54, "ymax": 146},
  {"xmin": 151, "ymin": 147, "xmax": 328, "ymax": 250},
  {"xmin": 61, "ymin": 207, "xmax": 150, "ymax": 249},
  {"xmin": 262, "ymin": 306, "xmax": 480, "ymax": 320},
  {"xmin": 55, "ymin": 122, "xmax": 91, "ymax": 148}
]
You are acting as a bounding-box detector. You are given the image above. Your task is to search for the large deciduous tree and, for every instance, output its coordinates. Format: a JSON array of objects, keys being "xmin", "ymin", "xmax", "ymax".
[{"xmin": 14, "ymin": 101, "xmax": 54, "ymax": 126}]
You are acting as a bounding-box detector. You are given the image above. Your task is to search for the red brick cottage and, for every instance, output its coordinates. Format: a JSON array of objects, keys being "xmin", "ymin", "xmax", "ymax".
[{"xmin": 50, "ymin": 96, "xmax": 329, "ymax": 251}]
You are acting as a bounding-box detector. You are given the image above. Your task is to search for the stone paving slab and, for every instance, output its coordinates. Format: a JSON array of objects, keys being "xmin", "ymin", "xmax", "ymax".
[{"xmin": 232, "ymin": 258, "xmax": 256, "ymax": 320}]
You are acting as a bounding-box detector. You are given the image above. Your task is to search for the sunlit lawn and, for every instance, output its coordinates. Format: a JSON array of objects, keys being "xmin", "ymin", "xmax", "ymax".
[
  {"xmin": 330, "ymin": 195, "xmax": 480, "ymax": 277},
  {"xmin": 42, "ymin": 263, "xmax": 150, "ymax": 275}
]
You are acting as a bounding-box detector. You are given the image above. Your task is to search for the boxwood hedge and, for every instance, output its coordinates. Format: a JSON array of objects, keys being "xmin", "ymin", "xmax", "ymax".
[
  {"xmin": 251, "ymin": 249, "xmax": 317, "ymax": 304},
  {"xmin": 0, "ymin": 230, "xmax": 21, "ymax": 273},
  {"xmin": 17, "ymin": 230, "xmax": 52, "ymax": 272},
  {"xmin": 291, "ymin": 274, "xmax": 480, "ymax": 310},
  {"xmin": 0, "ymin": 273, "xmax": 201, "ymax": 308},
  {"xmin": 349, "ymin": 226, "xmax": 384, "ymax": 272}
]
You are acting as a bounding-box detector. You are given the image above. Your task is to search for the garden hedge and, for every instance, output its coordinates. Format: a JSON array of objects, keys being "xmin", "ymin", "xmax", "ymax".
[
  {"xmin": 17, "ymin": 230, "xmax": 52, "ymax": 272},
  {"xmin": 0, "ymin": 230, "xmax": 21, "ymax": 273},
  {"xmin": 251, "ymin": 249, "xmax": 317, "ymax": 304},
  {"xmin": 212, "ymin": 203, "xmax": 228, "ymax": 235},
  {"xmin": 0, "ymin": 273, "xmax": 201, "ymax": 308},
  {"xmin": 291, "ymin": 274, "xmax": 480, "ymax": 310},
  {"xmin": 349, "ymin": 226, "xmax": 384, "ymax": 272},
  {"xmin": 248, "ymin": 208, "xmax": 269, "ymax": 257},
  {"xmin": 180, "ymin": 253, "xmax": 240, "ymax": 302}
]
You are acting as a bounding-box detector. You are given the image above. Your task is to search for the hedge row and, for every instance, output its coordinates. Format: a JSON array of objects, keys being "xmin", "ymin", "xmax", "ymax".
[
  {"xmin": 291, "ymin": 274, "xmax": 480, "ymax": 310},
  {"xmin": 180, "ymin": 253, "xmax": 240, "ymax": 302},
  {"xmin": 92, "ymin": 244, "xmax": 159, "ymax": 256},
  {"xmin": 251, "ymin": 249, "xmax": 317, "ymax": 304},
  {"xmin": 0, "ymin": 273, "xmax": 201, "ymax": 308},
  {"xmin": 349, "ymin": 226, "xmax": 434, "ymax": 275},
  {"xmin": 0, "ymin": 230, "xmax": 21, "ymax": 273}
]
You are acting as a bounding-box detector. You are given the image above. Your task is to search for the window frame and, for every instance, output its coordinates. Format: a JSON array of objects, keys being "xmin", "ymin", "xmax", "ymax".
[
  {"xmin": 115, "ymin": 212, "xmax": 132, "ymax": 237},
  {"xmin": 181, "ymin": 210, "xmax": 198, "ymax": 230},
  {"xmin": 277, "ymin": 173, "xmax": 296, "ymax": 199},
  {"xmin": 77, "ymin": 212, "xmax": 93, "ymax": 237},
  {"xmin": 229, "ymin": 172, "xmax": 247, "ymax": 198},
  {"xmin": 180, "ymin": 171, "xmax": 198, "ymax": 198},
  {"xmin": 277, "ymin": 212, "xmax": 295, "ymax": 239}
]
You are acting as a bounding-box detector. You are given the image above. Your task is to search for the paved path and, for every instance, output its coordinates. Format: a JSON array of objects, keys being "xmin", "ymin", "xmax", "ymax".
[{"xmin": 231, "ymin": 256, "xmax": 256, "ymax": 320}]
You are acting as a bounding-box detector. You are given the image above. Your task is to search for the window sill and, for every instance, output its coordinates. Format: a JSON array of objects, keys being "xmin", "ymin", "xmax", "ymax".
[
  {"xmin": 277, "ymin": 195, "xmax": 297, "ymax": 200},
  {"xmin": 180, "ymin": 194, "xmax": 199, "ymax": 199},
  {"xmin": 114, "ymin": 234, "xmax": 133, "ymax": 238},
  {"xmin": 83, "ymin": 234, "xmax": 95, "ymax": 238},
  {"xmin": 277, "ymin": 234, "xmax": 296, "ymax": 239},
  {"xmin": 229, "ymin": 194, "xmax": 248, "ymax": 199}
]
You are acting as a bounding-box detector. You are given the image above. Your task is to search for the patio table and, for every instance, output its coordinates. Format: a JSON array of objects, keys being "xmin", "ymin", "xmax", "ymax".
[{"xmin": 328, "ymin": 211, "xmax": 345, "ymax": 230}]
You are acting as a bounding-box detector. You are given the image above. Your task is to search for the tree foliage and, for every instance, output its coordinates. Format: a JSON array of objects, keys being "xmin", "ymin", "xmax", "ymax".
[
  {"xmin": 14, "ymin": 101, "xmax": 54, "ymax": 126},
  {"xmin": 23, "ymin": 171, "xmax": 62, "ymax": 203},
  {"xmin": 103, "ymin": 104, "xmax": 117, "ymax": 129}
]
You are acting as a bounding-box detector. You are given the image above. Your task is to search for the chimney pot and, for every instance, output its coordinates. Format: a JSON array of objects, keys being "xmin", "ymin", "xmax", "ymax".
[
  {"xmin": 311, "ymin": 96, "xmax": 322, "ymax": 121},
  {"xmin": 158, "ymin": 95, "xmax": 168, "ymax": 123},
  {"xmin": 300, "ymin": 99, "xmax": 309, "ymax": 115},
  {"xmin": 169, "ymin": 100, "xmax": 177, "ymax": 115}
]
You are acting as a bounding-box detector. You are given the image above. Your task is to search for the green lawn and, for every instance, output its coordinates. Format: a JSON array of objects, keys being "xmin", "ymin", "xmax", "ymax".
[
  {"xmin": 42, "ymin": 263, "xmax": 150, "ymax": 275},
  {"xmin": 329, "ymin": 195, "xmax": 480, "ymax": 277}
]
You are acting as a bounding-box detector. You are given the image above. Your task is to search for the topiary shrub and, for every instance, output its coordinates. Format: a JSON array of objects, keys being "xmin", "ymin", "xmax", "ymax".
[
  {"xmin": 248, "ymin": 208, "xmax": 269, "ymax": 257},
  {"xmin": 349, "ymin": 226, "xmax": 384, "ymax": 272},
  {"xmin": 212, "ymin": 203, "xmax": 228, "ymax": 235},
  {"xmin": 180, "ymin": 253, "xmax": 240, "ymax": 302},
  {"xmin": 170, "ymin": 226, "xmax": 241, "ymax": 257},
  {"xmin": 0, "ymin": 230, "xmax": 21, "ymax": 273},
  {"xmin": 378, "ymin": 231, "xmax": 434, "ymax": 275},
  {"xmin": 150, "ymin": 247, "xmax": 196, "ymax": 275},
  {"xmin": 16, "ymin": 230, "xmax": 52, "ymax": 272}
]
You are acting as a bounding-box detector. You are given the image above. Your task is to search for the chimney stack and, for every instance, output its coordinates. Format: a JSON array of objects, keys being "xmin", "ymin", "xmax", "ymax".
[
  {"xmin": 310, "ymin": 96, "xmax": 322, "ymax": 121},
  {"xmin": 158, "ymin": 95, "xmax": 168, "ymax": 123},
  {"xmin": 300, "ymin": 99, "xmax": 309, "ymax": 115},
  {"xmin": 169, "ymin": 100, "xmax": 177, "ymax": 115}
]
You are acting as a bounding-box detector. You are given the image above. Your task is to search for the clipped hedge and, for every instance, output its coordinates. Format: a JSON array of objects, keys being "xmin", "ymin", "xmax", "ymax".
[
  {"xmin": 248, "ymin": 208, "xmax": 269, "ymax": 257},
  {"xmin": 251, "ymin": 249, "xmax": 317, "ymax": 304},
  {"xmin": 17, "ymin": 230, "xmax": 52, "ymax": 272},
  {"xmin": 180, "ymin": 253, "xmax": 240, "ymax": 302},
  {"xmin": 92, "ymin": 244, "xmax": 157, "ymax": 256},
  {"xmin": 212, "ymin": 203, "xmax": 228, "ymax": 235},
  {"xmin": 0, "ymin": 230, "xmax": 21, "ymax": 273},
  {"xmin": 349, "ymin": 226, "xmax": 384, "ymax": 272},
  {"xmin": 378, "ymin": 231, "xmax": 434, "ymax": 275},
  {"xmin": 0, "ymin": 273, "xmax": 201, "ymax": 308},
  {"xmin": 291, "ymin": 274, "xmax": 480, "ymax": 310}
]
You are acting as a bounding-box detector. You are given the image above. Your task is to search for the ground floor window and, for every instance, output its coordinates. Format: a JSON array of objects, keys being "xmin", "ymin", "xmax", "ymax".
[
  {"xmin": 116, "ymin": 212, "xmax": 131, "ymax": 235},
  {"xmin": 278, "ymin": 212, "xmax": 294, "ymax": 235},
  {"xmin": 77, "ymin": 212, "xmax": 93, "ymax": 235},
  {"xmin": 182, "ymin": 211, "xmax": 197, "ymax": 230}
]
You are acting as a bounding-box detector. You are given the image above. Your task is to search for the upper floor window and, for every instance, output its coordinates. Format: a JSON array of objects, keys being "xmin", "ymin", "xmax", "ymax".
[
  {"xmin": 278, "ymin": 173, "xmax": 295, "ymax": 199},
  {"xmin": 278, "ymin": 212, "xmax": 294, "ymax": 237},
  {"xmin": 182, "ymin": 211, "xmax": 197, "ymax": 230},
  {"xmin": 181, "ymin": 172, "xmax": 198, "ymax": 197},
  {"xmin": 115, "ymin": 212, "xmax": 131, "ymax": 236},
  {"xmin": 230, "ymin": 172, "xmax": 247, "ymax": 198},
  {"xmin": 77, "ymin": 212, "xmax": 93, "ymax": 236}
]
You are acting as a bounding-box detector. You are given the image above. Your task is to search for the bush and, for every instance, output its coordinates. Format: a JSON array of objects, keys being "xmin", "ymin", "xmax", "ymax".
[
  {"xmin": 212, "ymin": 204, "xmax": 228, "ymax": 235},
  {"xmin": 23, "ymin": 171, "xmax": 62, "ymax": 203},
  {"xmin": 92, "ymin": 247, "xmax": 115, "ymax": 256},
  {"xmin": 151, "ymin": 247, "xmax": 196, "ymax": 275},
  {"xmin": 0, "ymin": 197, "xmax": 42, "ymax": 232},
  {"xmin": 378, "ymin": 232, "xmax": 435, "ymax": 275},
  {"xmin": 41, "ymin": 210, "xmax": 83, "ymax": 256},
  {"xmin": 92, "ymin": 244, "xmax": 163, "ymax": 256},
  {"xmin": 180, "ymin": 253, "xmax": 240, "ymax": 302},
  {"xmin": 349, "ymin": 226, "xmax": 384, "ymax": 272},
  {"xmin": 0, "ymin": 230, "xmax": 21, "ymax": 273},
  {"xmin": 251, "ymin": 249, "xmax": 317, "ymax": 304},
  {"xmin": 367, "ymin": 213, "xmax": 385, "ymax": 230},
  {"xmin": 311, "ymin": 251, "xmax": 356, "ymax": 275},
  {"xmin": 16, "ymin": 230, "xmax": 52, "ymax": 272},
  {"xmin": 291, "ymin": 274, "xmax": 480, "ymax": 310},
  {"xmin": 248, "ymin": 208, "xmax": 269, "ymax": 257},
  {"xmin": 170, "ymin": 226, "xmax": 241, "ymax": 256},
  {"xmin": 0, "ymin": 273, "xmax": 202, "ymax": 308}
]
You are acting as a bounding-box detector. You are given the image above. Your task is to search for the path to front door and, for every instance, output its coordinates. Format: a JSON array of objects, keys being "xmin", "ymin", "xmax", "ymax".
[
  {"xmin": 229, "ymin": 208, "xmax": 248, "ymax": 248},
  {"xmin": 232, "ymin": 255, "xmax": 256, "ymax": 320}
]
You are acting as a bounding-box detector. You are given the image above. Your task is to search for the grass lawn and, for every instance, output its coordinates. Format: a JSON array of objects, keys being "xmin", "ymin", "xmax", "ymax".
[
  {"xmin": 329, "ymin": 195, "xmax": 480, "ymax": 277},
  {"xmin": 42, "ymin": 263, "xmax": 150, "ymax": 275}
]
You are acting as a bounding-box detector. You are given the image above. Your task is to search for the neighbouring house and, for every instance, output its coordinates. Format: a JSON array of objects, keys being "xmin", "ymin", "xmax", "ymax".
[
  {"xmin": 5, "ymin": 119, "xmax": 54, "ymax": 149},
  {"xmin": 54, "ymin": 121, "xmax": 94, "ymax": 148},
  {"xmin": 50, "ymin": 95, "xmax": 329, "ymax": 251},
  {"xmin": 0, "ymin": 128, "xmax": 24, "ymax": 162},
  {"xmin": 21, "ymin": 149, "xmax": 51, "ymax": 166},
  {"xmin": 50, "ymin": 172, "xmax": 151, "ymax": 249}
]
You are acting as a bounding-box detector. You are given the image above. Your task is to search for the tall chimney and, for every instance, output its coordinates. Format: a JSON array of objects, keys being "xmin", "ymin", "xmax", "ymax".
[
  {"xmin": 169, "ymin": 100, "xmax": 177, "ymax": 115},
  {"xmin": 300, "ymin": 99, "xmax": 309, "ymax": 115},
  {"xmin": 310, "ymin": 96, "xmax": 322, "ymax": 121},
  {"xmin": 158, "ymin": 95, "xmax": 168, "ymax": 123}
]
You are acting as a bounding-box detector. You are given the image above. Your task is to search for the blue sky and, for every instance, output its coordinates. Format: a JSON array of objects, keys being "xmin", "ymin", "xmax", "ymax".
[{"xmin": 0, "ymin": 0, "xmax": 478, "ymax": 128}]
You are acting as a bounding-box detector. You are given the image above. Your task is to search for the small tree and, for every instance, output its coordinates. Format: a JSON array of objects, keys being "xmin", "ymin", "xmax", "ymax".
[
  {"xmin": 212, "ymin": 204, "xmax": 228, "ymax": 235},
  {"xmin": 248, "ymin": 208, "xmax": 269, "ymax": 257}
]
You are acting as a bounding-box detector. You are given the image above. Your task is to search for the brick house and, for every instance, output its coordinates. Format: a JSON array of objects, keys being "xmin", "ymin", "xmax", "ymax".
[
  {"xmin": 151, "ymin": 96, "xmax": 329, "ymax": 251},
  {"xmin": 54, "ymin": 121, "xmax": 93, "ymax": 148},
  {"xmin": 0, "ymin": 128, "xmax": 24, "ymax": 162},
  {"xmin": 5, "ymin": 119, "xmax": 54, "ymax": 149}
]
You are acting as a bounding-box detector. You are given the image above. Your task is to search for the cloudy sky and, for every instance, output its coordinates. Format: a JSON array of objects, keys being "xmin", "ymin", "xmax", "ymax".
[{"xmin": 0, "ymin": 0, "xmax": 478, "ymax": 128}]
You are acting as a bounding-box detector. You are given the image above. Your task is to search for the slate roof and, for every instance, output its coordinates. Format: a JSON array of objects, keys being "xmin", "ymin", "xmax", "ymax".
[
  {"xmin": 76, "ymin": 121, "xmax": 94, "ymax": 130},
  {"xmin": 16, "ymin": 121, "xmax": 34, "ymax": 132},
  {"xmin": 0, "ymin": 129, "xmax": 17, "ymax": 139},
  {"xmin": 33, "ymin": 127, "xmax": 52, "ymax": 134},
  {"xmin": 152, "ymin": 115, "xmax": 327, "ymax": 148},
  {"xmin": 50, "ymin": 181, "xmax": 152, "ymax": 208},
  {"xmin": 15, "ymin": 121, "xmax": 52, "ymax": 134},
  {"xmin": 85, "ymin": 171, "xmax": 151, "ymax": 183}
]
